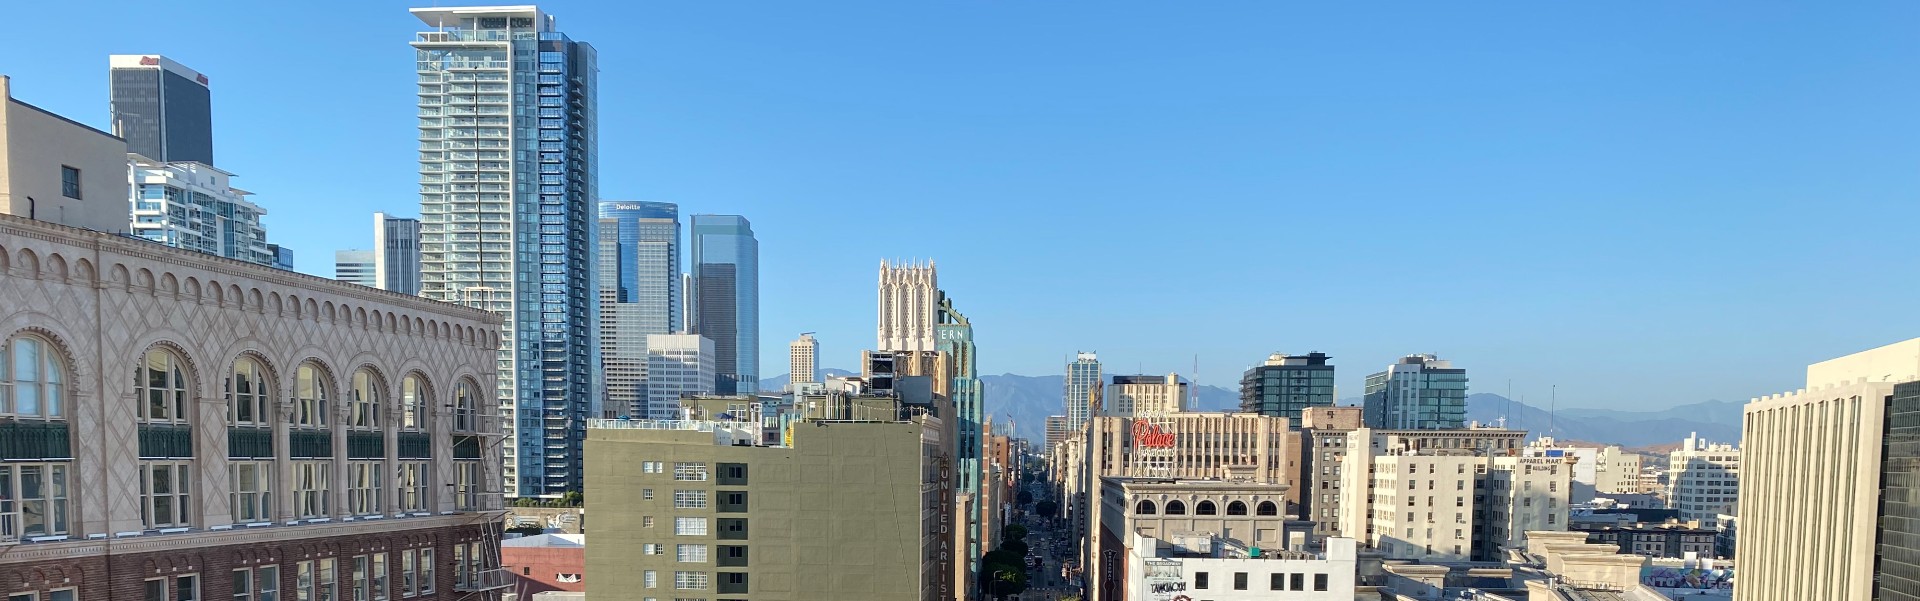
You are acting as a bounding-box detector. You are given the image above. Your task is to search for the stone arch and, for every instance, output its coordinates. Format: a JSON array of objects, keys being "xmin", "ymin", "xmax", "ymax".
[
  {"xmin": 135, "ymin": 267, "xmax": 155, "ymax": 293},
  {"xmin": 183, "ymin": 276, "xmax": 201, "ymax": 301},
  {"xmin": 427, "ymin": 320, "xmax": 440, "ymax": 340},
  {"xmin": 305, "ymin": 298, "xmax": 319, "ymax": 321},
  {"xmin": 1195, "ymin": 500, "xmax": 1217, "ymax": 515},
  {"xmin": 1227, "ymin": 500, "xmax": 1248, "ymax": 515},
  {"xmin": 254, "ymin": 289, "xmax": 268, "ymax": 314},
  {"xmin": 207, "ymin": 280, "xmax": 224, "ymax": 306},
  {"xmin": 1136, "ymin": 499, "xmax": 1157, "ymax": 514},
  {"xmin": 0, "ymin": 241, "xmax": 9, "ymax": 272},
  {"xmin": 5, "ymin": 325, "xmax": 84, "ymax": 387},
  {"xmin": 1165, "ymin": 500, "xmax": 1187, "ymax": 515},
  {"xmin": 135, "ymin": 338, "xmax": 204, "ymax": 399},
  {"xmin": 159, "ymin": 272, "xmax": 179, "ymax": 298},
  {"xmin": 110, "ymin": 263, "xmax": 131, "ymax": 291},
  {"xmin": 323, "ymin": 301, "xmax": 336, "ymax": 323},
  {"xmin": 73, "ymin": 257, "xmax": 95, "ymax": 284},
  {"xmin": 43, "ymin": 252, "xmax": 67, "ymax": 282},
  {"xmin": 384, "ymin": 312, "xmax": 397, "ymax": 333},
  {"xmin": 1256, "ymin": 500, "xmax": 1279, "ymax": 516},
  {"xmin": 15, "ymin": 247, "xmax": 39, "ymax": 278},
  {"xmin": 355, "ymin": 307, "xmax": 368, "ymax": 328},
  {"xmin": 413, "ymin": 317, "xmax": 425, "ymax": 336}
]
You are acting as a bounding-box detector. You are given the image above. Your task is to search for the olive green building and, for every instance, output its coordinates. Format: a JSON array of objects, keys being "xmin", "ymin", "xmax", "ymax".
[{"xmin": 585, "ymin": 414, "xmax": 954, "ymax": 601}]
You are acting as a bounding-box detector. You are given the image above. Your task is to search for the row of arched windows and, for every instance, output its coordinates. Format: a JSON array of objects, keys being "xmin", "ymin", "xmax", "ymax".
[
  {"xmin": 1135, "ymin": 499, "xmax": 1279, "ymax": 517},
  {"xmin": 0, "ymin": 332, "xmax": 483, "ymax": 432}
]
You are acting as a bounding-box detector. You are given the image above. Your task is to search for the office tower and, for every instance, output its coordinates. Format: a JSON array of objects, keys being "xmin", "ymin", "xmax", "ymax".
[
  {"xmin": 1737, "ymin": 337, "xmax": 1920, "ymax": 601},
  {"xmin": 108, "ymin": 55, "xmax": 213, "ymax": 164},
  {"xmin": 413, "ymin": 5, "xmax": 600, "ymax": 497},
  {"xmin": 878, "ymin": 259, "xmax": 937, "ymax": 352},
  {"xmin": 1593, "ymin": 446, "xmax": 1645, "ymax": 495},
  {"xmin": 1333, "ymin": 427, "xmax": 1558, "ymax": 562},
  {"xmin": 681, "ymin": 272, "xmax": 695, "ymax": 333},
  {"xmin": 1044, "ymin": 415, "xmax": 1071, "ymax": 452},
  {"xmin": 335, "ymin": 249, "xmax": 376, "ymax": 287},
  {"xmin": 1362, "ymin": 354, "xmax": 1468, "ymax": 429},
  {"xmin": 0, "ymin": 159, "xmax": 508, "ymax": 599},
  {"xmin": 645, "ymin": 334, "xmax": 716, "ymax": 418},
  {"xmin": 267, "ymin": 243, "xmax": 294, "ymax": 270},
  {"xmin": 1064, "ymin": 351, "xmax": 1103, "ymax": 429},
  {"xmin": 126, "ymin": 155, "xmax": 275, "ymax": 265},
  {"xmin": 1240, "ymin": 351, "xmax": 1335, "ymax": 426},
  {"xmin": 373, "ymin": 212, "xmax": 422, "ymax": 294},
  {"xmin": 1296, "ymin": 406, "xmax": 1364, "ymax": 537},
  {"xmin": 597, "ymin": 201, "xmax": 680, "ymax": 418},
  {"xmin": 1107, "ymin": 373, "xmax": 1189, "ymax": 416},
  {"xmin": 937, "ymin": 292, "xmax": 986, "ymax": 582},
  {"xmin": 587, "ymin": 393, "xmax": 955, "ymax": 601},
  {"xmin": 1665, "ymin": 433, "xmax": 1739, "ymax": 529},
  {"xmin": 690, "ymin": 215, "xmax": 758, "ymax": 394},
  {"xmin": 789, "ymin": 333, "xmax": 817, "ymax": 386}
]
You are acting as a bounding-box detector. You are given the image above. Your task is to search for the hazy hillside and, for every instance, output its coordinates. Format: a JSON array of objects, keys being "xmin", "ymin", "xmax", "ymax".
[
  {"xmin": 1463, "ymin": 393, "xmax": 1741, "ymax": 447},
  {"xmin": 762, "ymin": 371, "xmax": 1236, "ymax": 441}
]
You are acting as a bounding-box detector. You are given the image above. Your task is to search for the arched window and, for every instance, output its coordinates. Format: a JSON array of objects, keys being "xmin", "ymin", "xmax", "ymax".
[
  {"xmin": 1135, "ymin": 500, "xmax": 1157, "ymax": 515},
  {"xmin": 453, "ymin": 379, "xmax": 478, "ymax": 432},
  {"xmin": 1165, "ymin": 500, "xmax": 1187, "ymax": 515},
  {"xmin": 401, "ymin": 375, "xmax": 426, "ymax": 431},
  {"xmin": 228, "ymin": 357, "xmax": 270, "ymax": 426},
  {"xmin": 294, "ymin": 363, "xmax": 329, "ymax": 428},
  {"xmin": 1227, "ymin": 501, "xmax": 1248, "ymax": 515},
  {"xmin": 135, "ymin": 348, "xmax": 189, "ymax": 423},
  {"xmin": 350, "ymin": 369, "xmax": 382, "ymax": 429},
  {"xmin": 2, "ymin": 335, "xmax": 64, "ymax": 419},
  {"xmin": 1196, "ymin": 500, "xmax": 1217, "ymax": 516},
  {"xmin": 1256, "ymin": 501, "xmax": 1278, "ymax": 516}
]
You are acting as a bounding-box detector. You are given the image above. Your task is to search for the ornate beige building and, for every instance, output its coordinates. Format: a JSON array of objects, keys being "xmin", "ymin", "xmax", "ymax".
[{"xmin": 0, "ymin": 207, "xmax": 508, "ymax": 599}]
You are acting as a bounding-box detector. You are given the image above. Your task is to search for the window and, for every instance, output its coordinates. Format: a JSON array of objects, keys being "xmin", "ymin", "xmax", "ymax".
[
  {"xmin": 136, "ymin": 348, "xmax": 190, "ymax": 423},
  {"xmin": 1135, "ymin": 499, "xmax": 1158, "ymax": 514},
  {"xmin": 231, "ymin": 462, "xmax": 273, "ymax": 523},
  {"xmin": 2, "ymin": 335, "xmax": 64, "ymax": 418},
  {"xmin": 398, "ymin": 463, "xmax": 429, "ymax": 513},
  {"xmin": 47, "ymin": 590, "xmax": 74, "ymax": 601},
  {"xmin": 644, "ymin": 543, "xmax": 664, "ymax": 555},
  {"xmin": 643, "ymin": 571, "xmax": 657, "ymax": 588},
  {"xmin": 348, "ymin": 462, "xmax": 383, "ymax": 515},
  {"xmin": 146, "ymin": 578, "xmax": 167, "ymax": 601},
  {"xmin": 229, "ymin": 357, "xmax": 271, "ymax": 425},
  {"xmin": 398, "ymin": 550, "xmax": 416, "ymax": 598},
  {"xmin": 674, "ymin": 490, "xmax": 708, "ymax": 509},
  {"xmin": 418, "ymin": 549, "xmax": 434, "ymax": 595},
  {"xmin": 1257, "ymin": 501, "xmax": 1278, "ymax": 516},
  {"xmin": 452, "ymin": 379, "xmax": 478, "ymax": 432},
  {"xmin": 400, "ymin": 376, "xmax": 425, "ymax": 431},
  {"xmin": 235, "ymin": 569, "xmax": 252, "ymax": 600},
  {"xmin": 1165, "ymin": 500, "xmax": 1186, "ymax": 515},
  {"xmin": 1290, "ymin": 572, "xmax": 1304, "ymax": 591},
  {"xmin": 673, "ymin": 572, "xmax": 708, "ymax": 590},
  {"xmin": 675, "ymin": 517, "xmax": 708, "ymax": 535},
  {"xmin": 351, "ymin": 556, "xmax": 369, "ymax": 601},
  {"xmin": 674, "ymin": 463, "xmax": 708, "ymax": 481},
  {"xmin": 1196, "ymin": 500, "xmax": 1217, "ymax": 515},
  {"xmin": 296, "ymin": 461, "xmax": 331, "ymax": 518},
  {"xmin": 178, "ymin": 574, "xmax": 201, "ymax": 601},
  {"xmin": 0, "ymin": 463, "xmax": 69, "ymax": 536},
  {"xmin": 453, "ymin": 461, "xmax": 482, "ymax": 511},
  {"xmin": 1234, "ymin": 572, "xmax": 1247, "ymax": 590},
  {"xmin": 643, "ymin": 516, "xmax": 655, "ymax": 528},
  {"xmin": 1314, "ymin": 573, "xmax": 1328, "ymax": 591},
  {"xmin": 294, "ymin": 363, "xmax": 330, "ymax": 428},
  {"xmin": 372, "ymin": 554, "xmax": 388, "ymax": 601},
  {"xmin": 350, "ymin": 370, "xmax": 382, "ymax": 430},
  {"xmin": 60, "ymin": 165, "xmax": 80, "ymax": 199},
  {"xmin": 1271, "ymin": 572, "xmax": 1284, "ymax": 590},
  {"xmin": 1226, "ymin": 501, "xmax": 1247, "ymax": 515},
  {"xmin": 677, "ymin": 544, "xmax": 708, "ymax": 562},
  {"xmin": 140, "ymin": 462, "xmax": 192, "ymax": 528},
  {"xmin": 642, "ymin": 461, "xmax": 664, "ymax": 474},
  {"xmin": 256, "ymin": 565, "xmax": 279, "ymax": 601},
  {"xmin": 643, "ymin": 489, "xmax": 654, "ymax": 500},
  {"xmin": 1194, "ymin": 571, "xmax": 1208, "ymax": 590}
]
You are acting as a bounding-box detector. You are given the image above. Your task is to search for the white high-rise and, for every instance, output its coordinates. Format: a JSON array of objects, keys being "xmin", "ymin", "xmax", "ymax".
[
  {"xmin": 128, "ymin": 155, "xmax": 274, "ymax": 265},
  {"xmin": 1107, "ymin": 373, "xmax": 1187, "ymax": 416},
  {"xmin": 790, "ymin": 332, "xmax": 818, "ymax": 388},
  {"xmin": 877, "ymin": 259, "xmax": 937, "ymax": 352},
  {"xmin": 646, "ymin": 334, "xmax": 716, "ymax": 418},
  {"xmin": 1668, "ymin": 432, "xmax": 1739, "ymax": 529}
]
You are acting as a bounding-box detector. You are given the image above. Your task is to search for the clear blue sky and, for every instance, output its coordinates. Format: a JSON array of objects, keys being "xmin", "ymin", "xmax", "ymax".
[{"xmin": 4, "ymin": 1, "xmax": 1917, "ymax": 411}]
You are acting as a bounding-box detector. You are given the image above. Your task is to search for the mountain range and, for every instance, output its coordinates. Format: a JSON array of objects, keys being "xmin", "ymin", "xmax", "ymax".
[{"xmin": 757, "ymin": 372, "xmax": 1742, "ymax": 447}]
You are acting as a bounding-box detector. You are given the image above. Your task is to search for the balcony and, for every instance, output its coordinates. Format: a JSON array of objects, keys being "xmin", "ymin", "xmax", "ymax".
[
  {"xmin": 0, "ymin": 511, "xmax": 15, "ymax": 544},
  {"xmin": 454, "ymin": 568, "xmax": 514, "ymax": 592}
]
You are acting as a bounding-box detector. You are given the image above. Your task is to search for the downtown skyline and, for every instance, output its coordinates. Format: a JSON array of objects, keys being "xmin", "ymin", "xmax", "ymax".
[{"xmin": 4, "ymin": 2, "xmax": 1917, "ymax": 410}]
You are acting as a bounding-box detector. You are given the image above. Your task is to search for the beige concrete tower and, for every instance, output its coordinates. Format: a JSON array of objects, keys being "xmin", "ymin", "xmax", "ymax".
[
  {"xmin": 877, "ymin": 259, "xmax": 937, "ymax": 352},
  {"xmin": 788, "ymin": 332, "xmax": 817, "ymax": 387}
]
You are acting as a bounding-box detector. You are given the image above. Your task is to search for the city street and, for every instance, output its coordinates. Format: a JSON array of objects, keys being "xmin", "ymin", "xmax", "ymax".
[{"xmin": 1013, "ymin": 476, "xmax": 1079, "ymax": 601}]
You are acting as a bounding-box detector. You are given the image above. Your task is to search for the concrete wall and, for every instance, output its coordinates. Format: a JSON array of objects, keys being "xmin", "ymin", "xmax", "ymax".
[{"xmin": 1, "ymin": 76, "xmax": 132, "ymax": 233}]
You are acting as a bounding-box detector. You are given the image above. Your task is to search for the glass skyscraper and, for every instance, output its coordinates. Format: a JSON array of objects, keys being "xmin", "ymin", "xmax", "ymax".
[
  {"xmin": 109, "ymin": 54, "xmax": 214, "ymax": 165},
  {"xmin": 374, "ymin": 212, "xmax": 422, "ymax": 295},
  {"xmin": 412, "ymin": 5, "xmax": 599, "ymax": 498},
  {"xmin": 598, "ymin": 200, "xmax": 679, "ymax": 417},
  {"xmin": 690, "ymin": 215, "xmax": 758, "ymax": 395},
  {"xmin": 1064, "ymin": 351, "xmax": 1103, "ymax": 429},
  {"xmin": 1239, "ymin": 351, "xmax": 1336, "ymax": 427},
  {"xmin": 1362, "ymin": 354, "xmax": 1469, "ymax": 429}
]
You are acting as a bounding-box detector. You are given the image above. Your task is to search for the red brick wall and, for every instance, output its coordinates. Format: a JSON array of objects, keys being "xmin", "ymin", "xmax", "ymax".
[
  {"xmin": 0, "ymin": 521, "xmax": 500, "ymax": 600},
  {"xmin": 501, "ymin": 546, "xmax": 586, "ymax": 593}
]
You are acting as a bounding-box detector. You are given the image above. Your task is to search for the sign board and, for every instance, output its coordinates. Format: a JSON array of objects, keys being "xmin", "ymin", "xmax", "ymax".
[{"xmin": 1144, "ymin": 560, "xmax": 1187, "ymax": 601}]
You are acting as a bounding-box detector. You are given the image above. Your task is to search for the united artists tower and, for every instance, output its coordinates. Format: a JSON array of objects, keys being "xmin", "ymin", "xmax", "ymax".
[{"xmin": 412, "ymin": 5, "xmax": 599, "ymax": 498}]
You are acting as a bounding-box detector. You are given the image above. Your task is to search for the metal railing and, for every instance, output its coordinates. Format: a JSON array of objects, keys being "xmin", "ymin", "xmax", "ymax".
[
  {"xmin": 0, "ymin": 511, "xmax": 17, "ymax": 544},
  {"xmin": 453, "ymin": 567, "xmax": 514, "ymax": 592},
  {"xmin": 587, "ymin": 419, "xmax": 757, "ymax": 432}
]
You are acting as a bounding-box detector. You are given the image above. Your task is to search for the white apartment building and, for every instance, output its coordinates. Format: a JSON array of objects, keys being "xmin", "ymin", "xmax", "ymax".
[
  {"xmin": 1595, "ymin": 445, "xmax": 1645, "ymax": 495},
  {"xmin": 1107, "ymin": 373, "xmax": 1188, "ymax": 416},
  {"xmin": 1126, "ymin": 534, "xmax": 1357, "ymax": 601},
  {"xmin": 1336, "ymin": 428, "xmax": 1567, "ymax": 562},
  {"xmin": 1668, "ymin": 432, "xmax": 1739, "ymax": 529},
  {"xmin": 128, "ymin": 154, "xmax": 274, "ymax": 265},
  {"xmin": 645, "ymin": 334, "xmax": 715, "ymax": 418}
]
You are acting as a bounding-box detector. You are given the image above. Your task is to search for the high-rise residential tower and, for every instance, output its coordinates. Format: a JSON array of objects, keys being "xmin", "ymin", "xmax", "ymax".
[
  {"xmin": 789, "ymin": 332, "xmax": 818, "ymax": 387},
  {"xmin": 412, "ymin": 5, "xmax": 600, "ymax": 497},
  {"xmin": 109, "ymin": 54, "xmax": 213, "ymax": 164},
  {"xmin": 373, "ymin": 212, "xmax": 422, "ymax": 294},
  {"xmin": 128, "ymin": 155, "xmax": 274, "ymax": 265},
  {"xmin": 878, "ymin": 259, "xmax": 938, "ymax": 352},
  {"xmin": 1064, "ymin": 352, "xmax": 1103, "ymax": 429},
  {"xmin": 334, "ymin": 249, "xmax": 376, "ymax": 287},
  {"xmin": 1240, "ymin": 351, "xmax": 1335, "ymax": 426},
  {"xmin": 1668, "ymin": 432, "xmax": 1739, "ymax": 529},
  {"xmin": 1362, "ymin": 354, "xmax": 1469, "ymax": 429},
  {"xmin": 690, "ymin": 214, "xmax": 758, "ymax": 395},
  {"xmin": 597, "ymin": 201, "xmax": 680, "ymax": 417}
]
